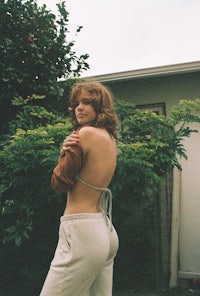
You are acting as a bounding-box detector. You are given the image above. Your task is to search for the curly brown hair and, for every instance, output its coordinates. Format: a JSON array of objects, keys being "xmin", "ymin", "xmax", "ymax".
[{"xmin": 69, "ymin": 81, "xmax": 118, "ymax": 139}]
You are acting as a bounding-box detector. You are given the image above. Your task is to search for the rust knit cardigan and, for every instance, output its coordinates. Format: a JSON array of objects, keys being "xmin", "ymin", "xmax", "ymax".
[{"xmin": 51, "ymin": 133, "xmax": 85, "ymax": 193}]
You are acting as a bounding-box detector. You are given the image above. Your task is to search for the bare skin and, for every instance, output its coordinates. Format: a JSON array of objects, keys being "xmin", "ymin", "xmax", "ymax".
[{"xmin": 62, "ymin": 90, "xmax": 117, "ymax": 215}]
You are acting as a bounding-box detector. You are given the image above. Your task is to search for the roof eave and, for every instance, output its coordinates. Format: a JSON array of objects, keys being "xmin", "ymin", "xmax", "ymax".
[{"xmin": 84, "ymin": 61, "xmax": 200, "ymax": 83}]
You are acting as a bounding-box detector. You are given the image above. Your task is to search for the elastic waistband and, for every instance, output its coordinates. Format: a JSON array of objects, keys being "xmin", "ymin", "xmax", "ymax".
[{"xmin": 61, "ymin": 212, "xmax": 104, "ymax": 222}]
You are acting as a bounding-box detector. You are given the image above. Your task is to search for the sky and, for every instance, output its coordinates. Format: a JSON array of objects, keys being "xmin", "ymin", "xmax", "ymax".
[{"xmin": 37, "ymin": 0, "xmax": 200, "ymax": 77}]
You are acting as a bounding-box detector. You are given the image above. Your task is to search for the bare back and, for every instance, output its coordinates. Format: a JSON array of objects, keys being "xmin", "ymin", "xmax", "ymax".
[{"xmin": 64, "ymin": 126, "xmax": 117, "ymax": 214}]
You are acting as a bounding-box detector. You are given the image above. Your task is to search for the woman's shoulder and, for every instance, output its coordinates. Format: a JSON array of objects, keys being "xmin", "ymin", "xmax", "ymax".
[
  {"xmin": 78, "ymin": 126, "xmax": 110, "ymax": 148},
  {"xmin": 79, "ymin": 125, "xmax": 96, "ymax": 133},
  {"xmin": 78, "ymin": 126, "xmax": 104, "ymax": 137},
  {"xmin": 77, "ymin": 127, "xmax": 103, "ymax": 154}
]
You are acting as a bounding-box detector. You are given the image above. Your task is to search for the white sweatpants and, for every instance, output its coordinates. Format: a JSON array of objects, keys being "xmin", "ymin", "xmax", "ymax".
[{"xmin": 40, "ymin": 213, "xmax": 119, "ymax": 296}]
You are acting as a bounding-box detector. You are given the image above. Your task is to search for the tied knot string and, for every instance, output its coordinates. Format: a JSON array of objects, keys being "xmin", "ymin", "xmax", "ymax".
[
  {"xmin": 100, "ymin": 188, "xmax": 113, "ymax": 230},
  {"xmin": 75, "ymin": 176, "xmax": 113, "ymax": 230}
]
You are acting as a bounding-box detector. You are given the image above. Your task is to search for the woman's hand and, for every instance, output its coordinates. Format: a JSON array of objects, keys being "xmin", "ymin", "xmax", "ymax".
[{"xmin": 62, "ymin": 131, "xmax": 80, "ymax": 152}]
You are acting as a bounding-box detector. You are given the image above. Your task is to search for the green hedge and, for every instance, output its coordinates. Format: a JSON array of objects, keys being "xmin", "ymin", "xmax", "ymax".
[{"xmin": 1, "ymin": 97, "xmax": 200, "ymax": 295}]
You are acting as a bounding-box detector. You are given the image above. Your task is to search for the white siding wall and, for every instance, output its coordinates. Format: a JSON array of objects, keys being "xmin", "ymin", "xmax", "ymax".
[{"xmin": 179, "ymin": 122, "xmax": 200, "ymax": 278}]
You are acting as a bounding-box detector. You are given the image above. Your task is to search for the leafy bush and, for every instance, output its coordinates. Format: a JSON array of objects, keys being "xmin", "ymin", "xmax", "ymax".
[
  {"xmin": 112, "ymin": 98, "xmax": 200, "ymax": 290},
  {"xmin": 0, "ymin": 97, "xmax": 200, "ymax": 295}
]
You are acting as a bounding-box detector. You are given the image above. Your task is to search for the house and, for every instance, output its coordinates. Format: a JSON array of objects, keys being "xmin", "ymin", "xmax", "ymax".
[{"xmin": 85, "ymin": 61, "xmax": 200, "ymax": 288}]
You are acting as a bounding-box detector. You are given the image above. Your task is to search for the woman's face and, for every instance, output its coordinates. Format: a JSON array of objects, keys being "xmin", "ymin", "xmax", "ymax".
[{"xmin": 75, "ymin": 89, "xmax": 97, "ymax": 126}]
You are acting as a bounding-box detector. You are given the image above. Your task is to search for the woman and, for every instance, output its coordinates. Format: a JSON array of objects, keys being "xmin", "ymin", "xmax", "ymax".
[{"xmin": 40, "ymin": 81, "xmax": 119, "ymax": 296}]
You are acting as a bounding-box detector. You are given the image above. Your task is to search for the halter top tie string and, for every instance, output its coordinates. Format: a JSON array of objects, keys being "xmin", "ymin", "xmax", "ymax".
[{"xmin": 75, "ymin": 176, "xmax": 113, "ymax": 230}]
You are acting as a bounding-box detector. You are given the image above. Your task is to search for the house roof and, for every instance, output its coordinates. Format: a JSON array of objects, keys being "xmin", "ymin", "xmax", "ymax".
[{"xmin": 85, "ymin": 61, "xmax": 200, "ymax": 83}]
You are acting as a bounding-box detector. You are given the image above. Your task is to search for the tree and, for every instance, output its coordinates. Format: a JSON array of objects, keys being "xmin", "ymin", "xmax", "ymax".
[{"xmin": 0, "ymin": 0, "xmax": 89, "ymax": 133}]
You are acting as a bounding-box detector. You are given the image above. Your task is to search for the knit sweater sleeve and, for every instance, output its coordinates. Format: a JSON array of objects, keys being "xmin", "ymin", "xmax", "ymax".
[{"xmin": 51, "ymin": 143, "xmax": 85, "ymax": 193}]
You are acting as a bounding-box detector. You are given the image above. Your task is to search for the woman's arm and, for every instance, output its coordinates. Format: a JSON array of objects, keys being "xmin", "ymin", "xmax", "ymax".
[{"xmin": 51, "ymin": 130, "xmax": 84, "ymax": 193}]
